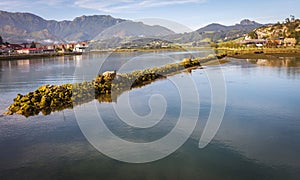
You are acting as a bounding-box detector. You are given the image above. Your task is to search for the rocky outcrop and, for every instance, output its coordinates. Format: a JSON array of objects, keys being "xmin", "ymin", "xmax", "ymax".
[{"xmin": 4, "ymin": 58, "xmax": 202, "ymax": 117}]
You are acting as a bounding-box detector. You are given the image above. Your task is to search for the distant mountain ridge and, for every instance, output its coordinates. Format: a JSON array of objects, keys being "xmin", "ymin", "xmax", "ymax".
[
  {"xmin": 197, "ymin": 19, "xmax": 262, "ymax": 33},
  {"xmin": 95, "ymin": 21, "xmax": 175, "ymax": 40},
  {"xmin": 0, "ymin": 10, "xmax": 265, "ymax": 45},
  {"xmin": 163, "ymin": 19, "xmax": 264, "ymax": 44},
  {"xmin": 0, "ymin": 10, "xmax": 174, "ymax": 43}
]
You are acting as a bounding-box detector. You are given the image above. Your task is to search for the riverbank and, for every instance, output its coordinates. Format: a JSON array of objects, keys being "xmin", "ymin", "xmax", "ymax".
[
  {"xmin": 0, "ymin": 52, "xmax": 83, "ymax": 61},
  {"xmin": 217, "ymin": 47, "xmax": 300, "ymax": 59}
]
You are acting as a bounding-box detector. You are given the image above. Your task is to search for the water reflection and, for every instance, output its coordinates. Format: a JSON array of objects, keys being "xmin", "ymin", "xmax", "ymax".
[
  {"xmin": 246, "ymin": 57, "xmax": 300, "ymax": 67},
  {"xmin": 0, "ymin": 53, "xmax": 300, "ymax": 179}
]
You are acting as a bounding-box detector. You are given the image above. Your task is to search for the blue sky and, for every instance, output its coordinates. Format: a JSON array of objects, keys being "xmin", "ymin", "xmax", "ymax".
[{"xmin": 0, "ymin": 0, "xmax": 299, "ymax": 31}]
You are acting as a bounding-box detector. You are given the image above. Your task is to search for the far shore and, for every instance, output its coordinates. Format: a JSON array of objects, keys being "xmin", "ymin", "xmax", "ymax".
[
  {"xmin": 0, "ymin": 52, "xmax": 83, "ymax": 61},
  {"xmin": 216, "ymin": 47, "xmax": 300, "ymax": 59},
  {"xmin": 2, "ymin": 47, "xmax": 300, "ymax": 61}
]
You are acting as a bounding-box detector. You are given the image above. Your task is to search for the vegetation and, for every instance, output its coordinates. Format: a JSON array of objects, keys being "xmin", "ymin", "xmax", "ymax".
[
  {"xmin": 248, "ymin": 16, "xmax": 300, "ymax": 44},
  {"xmin": 30, "ymin": 41, "xmax": 36, "ymax": 48}
]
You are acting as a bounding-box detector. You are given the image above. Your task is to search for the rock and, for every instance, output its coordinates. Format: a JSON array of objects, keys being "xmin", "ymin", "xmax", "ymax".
[
  {"xmin": 4, "ymin": 56, "xmax": 203, "ymax": 117},
  {"xmin": 182, "ymin": 58, "xmax": 192, "ymax": 64},
  {"xmin": 103, "ymin": 70, "xmax": 116, "ymax": 81},
  {"xmin": 3, "ymin": 111, "xmax": 13, "ymax": 115}
]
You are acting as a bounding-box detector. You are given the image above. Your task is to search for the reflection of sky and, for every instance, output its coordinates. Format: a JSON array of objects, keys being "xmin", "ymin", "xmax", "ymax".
[
  {"xmin": 207, "ymin": 59, "xmax": 300, "ymax": 169},
  {"xmin": 0, "ymin": 54, "xmax": 300, "ymax": 178}
]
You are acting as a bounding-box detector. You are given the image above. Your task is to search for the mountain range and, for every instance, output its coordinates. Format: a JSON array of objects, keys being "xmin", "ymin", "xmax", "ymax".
[
  {"xmin": 197, "ymin": 19, "xmax": 262, "ymax": 33},
  {"xmin": 0, "ymin": 10, "xmax": 264, "ymax": 45},
  {"xmin": 0, "ymin": 10, "xmax": 174, "ymax": 43}
]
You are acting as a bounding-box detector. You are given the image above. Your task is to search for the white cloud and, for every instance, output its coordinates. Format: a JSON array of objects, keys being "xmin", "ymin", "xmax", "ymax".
[
  {"xmin": 0, "ymin": 0, "xmax": 27, "ymax": 8},
  {"xmin": 35, "ymin": 0, "xmax": 69, "ymax": 6},
  {"xmin": 0, "ymin": 0, "xmax": 68, "ymax": 9},
  {"xmin": 74, "ymin": 0, "xmax": 206, "ymax": 13}
]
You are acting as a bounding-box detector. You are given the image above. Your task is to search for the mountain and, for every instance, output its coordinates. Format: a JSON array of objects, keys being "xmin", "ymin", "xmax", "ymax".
[
  {"xmin": 197, "ymin": 19, "xmax": 262, "ymax": 33},
  {"xmin": 46, "ymin": 15, "xmax": 126, "ymax": 42},
  {"xmin": 197, "ymin": 23, "xmax": 228, "ymax": 32},
  {"xmin": 0, "ymin": 25, "xmax": 62, "ymax": 43},
  {"xmin": 94, "ymin": 21, "xmax": 174, "ymax": 40},
  {"xmin": 0, "ymin": 10, "xmax": 174, "ymax": 43},
  {"xmin": 189, "ymin": 19, "xmax": 264, "ymax": 43}
]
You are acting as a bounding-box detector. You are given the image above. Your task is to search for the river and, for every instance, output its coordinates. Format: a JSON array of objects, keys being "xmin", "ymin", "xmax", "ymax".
[{"xmin": 0, "ymin": 51, "xmax": 300, "ymax": 179}]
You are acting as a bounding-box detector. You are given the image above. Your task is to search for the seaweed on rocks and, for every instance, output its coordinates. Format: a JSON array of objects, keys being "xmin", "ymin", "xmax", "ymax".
[{"xmin": 4, "ymin": 57, "xmax": 203, "ymax": 117}]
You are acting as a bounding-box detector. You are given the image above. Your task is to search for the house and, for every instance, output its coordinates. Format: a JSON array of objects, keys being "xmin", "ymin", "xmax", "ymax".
[
  {"xmin": 43, "ymin": 49, "xmax": 55, "ymax": 53},
  {"xmin": 17, "ymin": 48, "xmax": 43, "ymax": 54},
  {"xmin": 7, "ymin": 44, "xmax": 23, "ymax": 50},
  {"xmin": 284, "ymin": 38, "xmax": 297, "ymax": 47},
  {"xmin": 55, "ymin": 44, "xmax": 68, "ymax": 53},
  {"xmin": 66, "ymin": 43, "xmax": 75, "ymax": 50},
  {"xmin": 240, "ymin": 39, "xmax": 266, "ymax": 47},
  {"xmin": 47, "ymin": 44, "xmax": 56, "ymax": 50},
  {"xmin": 21, "ymin": 43, "xmax": 31, "ymax": 48},
  {"xmin": 34, "ymin": 42, "xmax": 41, "ymax": 48},
  {"xmin": 266, "ymin": 38, "xmax": 284, "ymax": 48},
  {"xmin": 74, "ymin": 42, "xmax": 88, "ymax": 52}
]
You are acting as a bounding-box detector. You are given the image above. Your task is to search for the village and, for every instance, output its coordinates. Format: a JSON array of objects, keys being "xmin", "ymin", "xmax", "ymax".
[
  {"xmin": 240, "ymin": 37, "xmax": 297, "ymax": 48},
  {"xmin": 0, "ymin": 39, "xmax": 89, "ymax": 55}
]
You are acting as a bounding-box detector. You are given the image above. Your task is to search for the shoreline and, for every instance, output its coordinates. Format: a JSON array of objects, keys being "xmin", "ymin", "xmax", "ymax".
[
  {"xmin": 1, "ymin": 47, "xmax": 300, "ymax": 61},
  {"xmin": 216, "ymin": 47, "xmax": 300, "ymax": 59},
  {"xmin": 0, "ymin": 52, "xmax": 83, "ymax": 61}
]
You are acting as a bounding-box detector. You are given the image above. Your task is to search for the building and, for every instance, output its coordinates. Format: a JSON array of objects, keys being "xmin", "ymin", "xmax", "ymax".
[
  {"xmin": 16, "ymin": 48, "xmax": 43, "ymax": 54},
  {"xmin": 66, "ymin": 43, "xmax": 75, "ymax": 50},
  {"xmin": 74, "ymin": 42, "xmax": 88, "ymax": 52},
  {"xmin": 240, "ymin": 39, "xmax": 266, "ymax": 47},
  {"xmin": 284, "ymin": 38, "xmax": 297, "ymax": 47},
  {"xmin": 7, "ymin": 44, "xmax": 23, "ymax": 50}
]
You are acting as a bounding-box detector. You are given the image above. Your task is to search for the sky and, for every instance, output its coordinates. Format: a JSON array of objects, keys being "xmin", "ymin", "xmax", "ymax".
[{"xmin": 0, "ymin": 0, "xmax": 299, "ymax": 32}]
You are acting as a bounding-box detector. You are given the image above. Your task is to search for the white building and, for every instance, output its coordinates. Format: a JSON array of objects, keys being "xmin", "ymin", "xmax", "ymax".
[{"xmin": 74, "ymin": 42, "xmax": 88, "ymax": 52}]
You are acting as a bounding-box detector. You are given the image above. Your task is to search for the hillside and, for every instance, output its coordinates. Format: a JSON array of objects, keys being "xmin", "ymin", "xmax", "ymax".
[
  {"xmin": 197, "ymin": 19, "xmax": 262, "ymax": 33},
  {"xmin": 0, "ymin": 10, "xmax": 174, "ymax": 43},
  {"xmin": 163, "ymin": 19, "xmax": 263, "ymax": 44},
  {"xmin": 94, "ymin": 21, "xmax": 174, "ymax": 40},
  {"xmin": 248, "ymin": 18, "xmax": 300, "ymax": 43},
  {"xmin": 197, "ymin": 19, "xmax": 263, "ymax": 42}
]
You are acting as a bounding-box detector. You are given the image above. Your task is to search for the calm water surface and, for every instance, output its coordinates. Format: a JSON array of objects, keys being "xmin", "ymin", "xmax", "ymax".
[{"xmin": 0, "ymin": 51, "xmax": 300, "ymax": 179}]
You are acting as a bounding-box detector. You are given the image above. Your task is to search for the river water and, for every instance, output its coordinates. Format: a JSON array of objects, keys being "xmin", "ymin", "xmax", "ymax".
[{"xmin": 0, "ymin": 51, "xmax": 300, "ymax": 179}]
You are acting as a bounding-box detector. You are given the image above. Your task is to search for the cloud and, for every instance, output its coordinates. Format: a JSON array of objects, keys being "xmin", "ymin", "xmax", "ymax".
[
  {"xmin": 0, "ymin": 0, "xmax": 68, "ymax": 9},
  {"xmin": 74, "ymin": 0, "xmax": 206, "ymax": 13},
  {"xmin": 0, "ymin": 0, "xmax": 27, "ymax": 8}
]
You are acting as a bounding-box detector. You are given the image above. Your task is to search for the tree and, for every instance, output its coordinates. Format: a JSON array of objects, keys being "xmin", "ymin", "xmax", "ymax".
[
  {"xmin": 30, "ymin": 41, "xmax": 36, "ymax": 48},
  {"xmin": 290, "ymin": 15, "xmax": 295, "ymax": 22},
  {"xmin": 0, "ymin": 36, "xmax": 3, "ymax": 45},
  {"xmin": 248, "ymin": 31, "xmax": 258, "ymax": 39}
]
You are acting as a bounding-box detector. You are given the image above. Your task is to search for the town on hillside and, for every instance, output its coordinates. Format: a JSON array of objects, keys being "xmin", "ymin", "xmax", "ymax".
[{"xmin": 217, "ymin": 16, "xmax": 300, "ymax": 49}]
